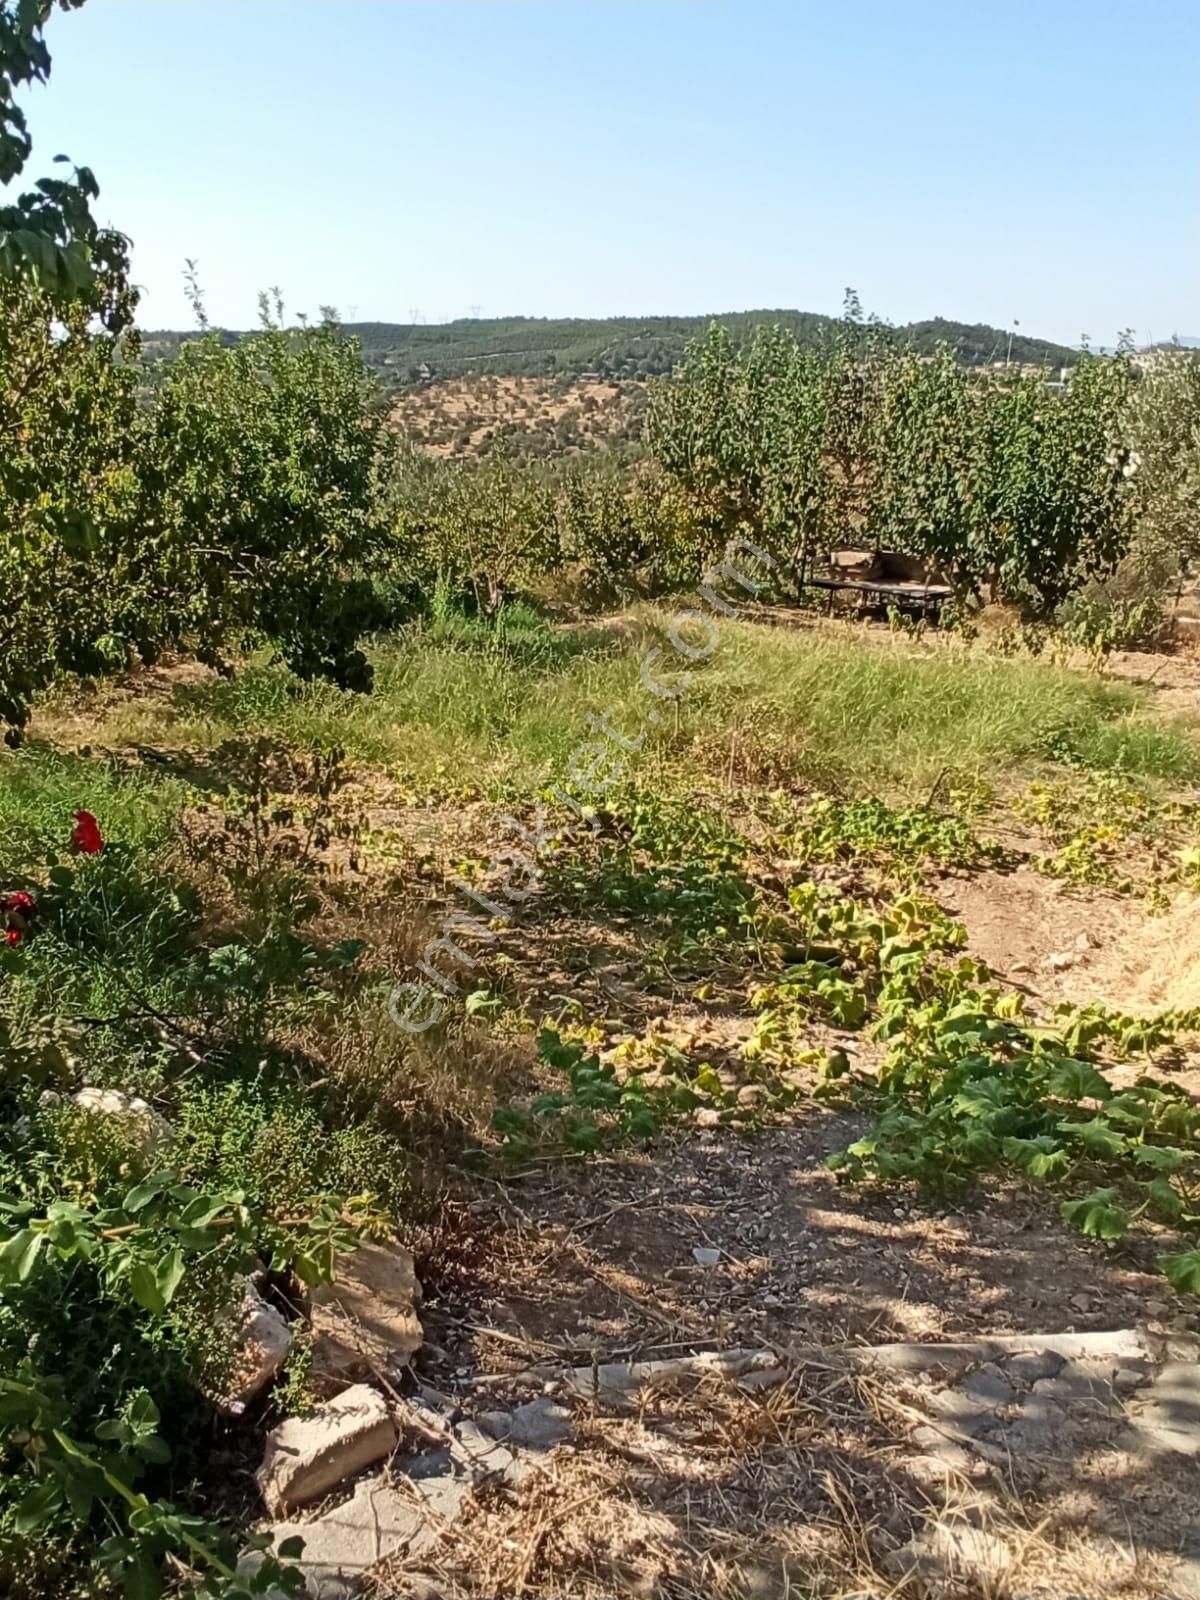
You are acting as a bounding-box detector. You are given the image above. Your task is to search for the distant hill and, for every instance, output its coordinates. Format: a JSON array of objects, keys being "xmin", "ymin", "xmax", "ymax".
[{"xmin": 141, "ymin": 310, "xmax": 1078, "ymax": 388}]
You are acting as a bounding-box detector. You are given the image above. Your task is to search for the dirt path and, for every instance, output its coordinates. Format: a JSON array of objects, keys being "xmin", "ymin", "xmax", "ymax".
[{"xmin": 426, "ymin": 1119, "xmax": 1183, "ymax": 1373}]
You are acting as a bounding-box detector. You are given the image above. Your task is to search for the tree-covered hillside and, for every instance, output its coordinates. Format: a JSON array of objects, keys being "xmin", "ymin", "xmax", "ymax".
[{"xmin": 142, "ymin": 309, "xmax": 1079, "ymax": 388}]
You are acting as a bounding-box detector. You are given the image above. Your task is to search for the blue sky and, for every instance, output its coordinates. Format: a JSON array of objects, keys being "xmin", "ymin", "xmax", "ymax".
[{"xmin": 24, "ymin": 0, "xmax": 1199, "ymax": 343}]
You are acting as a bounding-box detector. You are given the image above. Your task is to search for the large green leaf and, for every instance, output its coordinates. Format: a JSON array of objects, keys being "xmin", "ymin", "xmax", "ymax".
[
  {"xmin": 0, "ymin": 1227, "xmax": 45, "ymax": 1283},
  {"xmin": 13, "ymin": 1477, "xmax": 66, "ymax": 1533},
  {"xmin": 126, "ymin": 1260, "xmax": 167, "ymax": 1315},
  {"xmin": 155, "ymin": 1249, "xmax": 185, "ymax": 1307},
  {"xmin": 1160, "ymin": 1249, "xmax": 1200, "ymax": 1295},
  {"xmin": 1001, "ymin": 1135, "xmax": 1072, "ymax": 1180},
  {"xmin": 1061, "ymin": 1188, "xmax": 1128, "ymax": 1240},
  {"xmin": 1045, "ymin": 1058, "xmax": 1112, "ymax": 1103},
  {"xmin": 1057, "ymin": 1117, "xmax": 1127, "ymax": 1159},
  {"xmin": 1131, "ymin": 1144, "xmax": 1185, "ymax": 1173},
  {"xmin": 122, "ymin": 1173, "xmax": 173, "ymax": 1215}
]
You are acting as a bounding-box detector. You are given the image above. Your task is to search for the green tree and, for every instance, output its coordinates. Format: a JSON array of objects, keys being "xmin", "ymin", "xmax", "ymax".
[
  {"xmin": 399, "ymin": 447, "xmax": 559, "ymax": 613},
  {"xmin": 1123, "ymin": 348, "xmax": 1200, "ymax": 589},
  {"xmin": 137, "ymin": 298, "xmax": 387, "ymax": 689},
  {"xmin": 0, "ymin": 0, "xmax": 120, "ymax": 308},
  {"xmin": 648, "ymin": 321, "xmax": 832, "ymax": 579},
  {"xmin": 0, "ymin": 254, "xmax": 141, "ymax": 739},
  {"xmin": 974, "ymin": 353, "xmax": 1135, "ymax": 612}
]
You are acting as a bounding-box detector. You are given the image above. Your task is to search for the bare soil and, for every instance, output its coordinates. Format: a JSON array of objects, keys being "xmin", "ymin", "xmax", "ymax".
[{"xmin": 23, "ymin": 624, "xmax": 1200, "ymax": 1597}]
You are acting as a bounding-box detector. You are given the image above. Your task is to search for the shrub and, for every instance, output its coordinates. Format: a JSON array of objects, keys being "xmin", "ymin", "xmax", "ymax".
[{"xmin": 137, "ymin": 299, "xmax": 387, "ymax": 692}]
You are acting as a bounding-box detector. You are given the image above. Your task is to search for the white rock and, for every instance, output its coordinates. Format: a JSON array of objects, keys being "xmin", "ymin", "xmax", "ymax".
[
  {"xmin": 692, "ymin": 1247, "xmax": 721, "ymax": 1268},
  {"xmin": 257, "ymin": 1384, "xmax": 398, "ymax": 1513},
  {"xmin": 71, "ymin": 1086, "xmax": 173, "ymax": 1158},
  {"xmin": 215, "ymin": 1282, "xmax": 291, "ymax": 1414}
]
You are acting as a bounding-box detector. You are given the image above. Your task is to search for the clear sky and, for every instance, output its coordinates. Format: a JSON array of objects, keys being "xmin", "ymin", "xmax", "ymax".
[{"xmin": 22, "ymin": 0, "xmax": 1199, "ymax": 344}]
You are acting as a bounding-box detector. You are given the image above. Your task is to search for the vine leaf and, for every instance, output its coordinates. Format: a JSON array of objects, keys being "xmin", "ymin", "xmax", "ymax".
[
  {"xmin": 1160, "ymin": 1249, "xmax": 1200, "ymax": 1296},
  {"xmin": 1046, "ymin": 1058, "xmax": 1112, "ymax": 1103},
  {"xmin": 1061, "ymin": 1188, "xmax": 1128, "ymax": 1240},
  {"xmin": 1058, "ymin": 1118, "xmax": 1127, "ymax": 1159}
]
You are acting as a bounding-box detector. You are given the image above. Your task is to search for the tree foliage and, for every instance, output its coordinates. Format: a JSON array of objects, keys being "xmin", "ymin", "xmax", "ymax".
[
  {"xmin": 0, "ymin": 0, "xmax": 119, "ymax": 306},
  {"xmin": 1123, "ymin": 349, "xmax": 1200, "ymax": 586},
  {"xmin": 137, "ymin": 296, "xmax": 386, "ymax": 691},
  {"xmin": 0, "ymin": 259, "xmax": 141, "ymax": 738},
  {"xmin": 0, "ymin": 286, "xmax": 389, "ymax": 738},
  {"xmin": 648, "ymin": 310, "xmax": 1139, "ymax": 615}
]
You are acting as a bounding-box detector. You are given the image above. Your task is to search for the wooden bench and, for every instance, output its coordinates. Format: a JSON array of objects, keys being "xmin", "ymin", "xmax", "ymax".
[{"xmin": 799, "ymin": 549, "xmax": 953, "ymax": 619}]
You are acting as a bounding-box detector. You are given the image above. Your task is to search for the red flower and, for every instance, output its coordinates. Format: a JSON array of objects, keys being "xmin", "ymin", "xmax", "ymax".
[
  {"xmin": 70, "ymin": 811, "xmax": 104, "ymax": 855},
  {"xmin": 2, "ymin": 890, "xmax": 35, "ymax": 947}
]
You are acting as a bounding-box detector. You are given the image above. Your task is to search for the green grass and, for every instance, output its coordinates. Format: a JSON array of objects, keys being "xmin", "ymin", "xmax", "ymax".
[
  {"xmin": 687, "ymin": 620, "xmax": 1200, "ymax": 794},
  {"xmin": 0, "ymin": 745, "xmax": 191, "ymax": 871},
  {"xmin": 43, "ymin": 608, "xmax": 1200, "ymax": 805}
]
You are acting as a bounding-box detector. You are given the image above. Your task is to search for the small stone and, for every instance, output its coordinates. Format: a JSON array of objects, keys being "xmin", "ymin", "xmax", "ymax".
[
  {"xmin": 999, "ymin": 1389, "xmax": 1069, "ymax": 1458},
  {"xmin": 1145, "ymin": 1299, "xmax": 1171, "ymax": 1319},
  {"xmin": 908, "ymin": 1443, "xmax": 973, "ymax": 1482},
  {"xmin": 692, "ymin": 1247, "xmax": 721, "ymax": 1268},
  {"xmin": 477, "ymin": 1397, "xmax": 572, "ymax": 1449},
  {"xmin": 404, "ymin": 1579, "xmax": 447, "ymax": 1600},
  {"xmin": 1114, "ymin": 1366, "xmax": 1147, "ymax": 1393},
  {"xmin": 1005, "ymin": 1349, "xmax": 1066, "ymax": 1385},
  {"xmin": 962, "ymin": 1364, "xmax": 1018, "ymax": 1407},
  {"xmin": 257, "ymin": 1384, "xmax": 398, "ymax": 1513},
  {"xmin": 407, "ymin": 1582, "xmax": 447, "ymax": 1600},
  {"xmin": 929, "ymin": 1389, "xmax": 994, "ymax": 1436},
  {"xmin": 736, "ymin": 1365, "xmax": 787, "ymax": 1393},
  {"xmin": 451, "ymin": 1419, "xmax": 520, "ymax": 1482},
  {"xmin": 761, "ymin": 1293, "xmax": 782, "ymax": 1309},
  {"xmin": 1070, "ymin": 1293, "xmax": 1093, "ymax": 1313},
  {"xmin": 214, "ymin": 1281, "xmax": 291, "ymax": 1413},
  {"xmin": 1048, "ymin": 950, "xmax": 1075, "ymax": 970}
]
